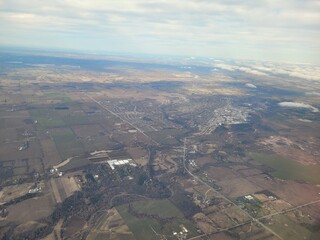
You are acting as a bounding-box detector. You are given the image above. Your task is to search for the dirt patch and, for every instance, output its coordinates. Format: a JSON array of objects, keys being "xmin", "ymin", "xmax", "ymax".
[
  {"xmin": 126, "ymin": 147, "xmax": 148, "ymax": 166},
  {"xmin": 0, "ymin": 183, "xmax": 34, "ymax": 205},
  {"xmin": 60, "ymin": 176, "xmax": 81, "ymax": 197},
  {"xmin": 49, "ymin": 175, "xmax": 80, "ymax": 205}
]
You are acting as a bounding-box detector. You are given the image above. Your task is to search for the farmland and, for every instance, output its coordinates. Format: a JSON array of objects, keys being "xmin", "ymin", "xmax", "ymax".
[
  {"xmin": 0, "ymin": 52, "xmax": 320, "ymax": 240},
  {"xmin": 249, "ymin": 152, "xmax": 320, "ymax": 184},
  {"xmin": 117, "ymin": 199, "xmax": 198, "ymax": 240}
]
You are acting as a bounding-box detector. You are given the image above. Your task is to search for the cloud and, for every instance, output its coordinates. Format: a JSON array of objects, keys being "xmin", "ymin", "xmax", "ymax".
[
  {"xmin": 0, "ymin": 0, "xmax": 319, "ymax": 63},
  {"xmin": 278, "ymin": 102, "xmax": 319, "ymax": 112},
  {"xmin": 214, "ymin": 61, "xmax": 320, "ymax": 81},
  {"xmin": 245, "ymin": 83, "xmax": 257, "ymax": 89},
  {"xmin": 215, "ymin": 63, "xmax": 268, "ymax": 76}
]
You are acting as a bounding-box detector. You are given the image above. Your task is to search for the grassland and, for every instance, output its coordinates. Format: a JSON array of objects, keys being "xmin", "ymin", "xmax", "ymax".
[
  {"xmin": 29, "ymin": 109, "xmax": 65, "ymax": 129},
  {"xmin": 86, "ymin": 208, "xmax": 135, "ymax": 240},
  {"xmin": 117, "ymin": 199, "xmax": 198, "ymax": 240},
  {"xmin": 268, "ymin": 214, "xmax": 311, "ymax": 240},
  {"xmin": 131, "ymin": 199, "xmax": 184, "ymax": 218},
  {"xmin": 42, "ymin": 93, "xmax": 72, "ymax": 103},
  {"xmin": 249, "ymin": 152, "xmax": 320, "ymax": 184},
  {"xmin": 59, "ymin": 156, "xmax": 90, "ymax": 172},
  {"xmin": 30, "ymin": 109, "xmax": 104, "ymax": 130},
  {"xmin": 51, "ymin": 128, "xmax": 84, "ymax": 159}
]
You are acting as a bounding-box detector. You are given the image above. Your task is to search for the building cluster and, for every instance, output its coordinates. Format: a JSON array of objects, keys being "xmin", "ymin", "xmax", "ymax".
[
  {"xmin": 173, "ymin": 225, "xmax": 189, "ymax": 239},
  {"xmin": 50, "ymin": 168, "xmax": 63, "ymax": 177},
  {"xmin": 107, "ymin": 159, "xmax": 136, "ymax": 170},
  {"xmin": 199, "ymin": 105, "xmax": 251, "ymax": 135}
]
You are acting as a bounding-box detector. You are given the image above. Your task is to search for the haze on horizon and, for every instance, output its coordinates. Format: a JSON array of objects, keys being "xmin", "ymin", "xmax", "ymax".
[{"xmin": 0, "ymin": 0, "xmax": 319, "ymax": 64}]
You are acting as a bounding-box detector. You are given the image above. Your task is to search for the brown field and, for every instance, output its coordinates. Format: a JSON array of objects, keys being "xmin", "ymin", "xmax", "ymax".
[
  {"xmin": 206, "ymin": 167, "xmax": 238, "ymax": 181},
  {"xmin": 194, "ymin": 156, "xmax": 218, "ymax": 168},
  {"xmin": 262, "ymin": 199, "xmax": 293, "ymax": 214},
  {"xmin": 246, "ymin": 175, "xmax": 320, "ymax": 205},
  {"xmin": 233, "ymin": 224, "xmax": 277, "ymax": 240},
  {"xmin": 237, "ymin": 168, "xmax": 264, "ymax": 177},
  {"xmin": 111, "ymin": 132, "xmax": 139, "ymax": 147},
  {"xmin": 6, "ymin": 188, "xmax": 55, "ymax": 223},
  {"xmin": 218, "ymin": 177, "xmax": 262, "ymax": 199},
  {"xmin": 259, "ymin": 136, "xmax": 320, "ymax": 165},
  {"xmin": 50, "ymin": 178, "xmax": 62, "ymax": 204},
  {"xmin": 41, "ymin": 219, "xmax": 63, "ymax": 240},
  {"xmin": 94, "ymin": 88, "xmax": 173, "ymax": 103},
  {"xmin": 40, "ymin": 138, "xmax": 62, "ymax": 168},
  {"xmin": 191, "ymin": 184, "xmax": 213, "ymax": 197},
  {"xmin": 223, "ymin": 205, "xmax": 250, "ymax": 223},
  {"xmin": 0, "ymin": 140, "xmax": 42, "ymax": 162},
  {"xmin": 179, "ymin": 177, "xmax": 202, "ymax": 192},
  {"xmin": 0, "ymin": 117, "xmax": 30, "ymax": 131},
  {"xmin": 1, "ymin": 157, "xmax": 43, "ymax": 176},
  {"xmin": 60, "ymin": 176, "xmax": 81, "ymax": 197},
  {"xmin": 207, "ymin": 210, "xmax": 235, "ymax": 229},
  {"xmin": 193, "ymin": 212, "xmax": 218, "ymax": 234},
  {"xmin": 205, "ymin": 232, "xmax": 235, "ymax": 240},
  {"xmin": 297, "ymin": 202, "xmax": 320, "ymax": 221},
  {"xmin": 1, "ymin": 55, "xmax": 320, "ymax": 240},
  {"xmin": 50, "ymin": 175, "xmax": 80, "ymax": 204},
  {"xmin": 63, "ymin": 216, "xmax": 86, "ymax": 238}
]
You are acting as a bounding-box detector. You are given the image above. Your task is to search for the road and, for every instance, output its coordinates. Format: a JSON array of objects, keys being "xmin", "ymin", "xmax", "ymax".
[
  {"xmin": 84, "ymin": 93, "xmax": 159, "ymax": 146},
  {"xmin": 86, "ymin": 92, "xmax": 319, "ymax": 240},
  {"xmin": 257, "ymin": 199, "xmax": 320, "ymax": 220},
  {"xmin": 182, "ymin": 138, "xmax": 284, "ymax": 240}
]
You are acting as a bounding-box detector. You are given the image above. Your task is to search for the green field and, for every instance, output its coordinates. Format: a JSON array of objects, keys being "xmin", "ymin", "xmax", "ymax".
[
  {"xmin": 117, "ymin": 199, "xmax": 198, "ymax": 240},
  {"xmin": 59, "ymin": 156, "xmax": 90, "ymax": 172},
  {"xmin": 132, "ymin": 199, "xmax": 184, "ymax": 218},
  {"xmin": 29, "ymin": 109, "xmax": 66, "ymax": 129},
  {"xmin": 63, "ymin": 114, "xmax": 103, "ymax": 126},
  {"xmin": 51, "ymin": 128, "xmax": 84, "ymax": 159},
  {"xmin": 30, "ymin": 107, "xmax": 106, "ymax": 132},
  {"xmin": 249, "ymin": 152, "xmax": 320, "ymax": 184},
  {"xmin": 43, "ymin": 93, "xmax": 72, "ymax": 103}
]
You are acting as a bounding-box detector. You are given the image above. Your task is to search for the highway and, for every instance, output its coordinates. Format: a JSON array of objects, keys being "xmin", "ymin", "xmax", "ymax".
[
  {"xmin": 182, "ymin": 138, "xmax": 284, "ymax": 240},
  {"xmin": 86, "ymin": 92, "xmax": 319, "ymax": 240},
  {"xmin": 84, "ymin": 93, "xmax": 159, "ymax": 146}
]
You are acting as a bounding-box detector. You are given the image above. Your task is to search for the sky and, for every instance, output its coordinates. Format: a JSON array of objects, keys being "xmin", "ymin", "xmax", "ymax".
[{"xmin": 0, "ymin": 0, "xmax": 319, "ymax": 63}]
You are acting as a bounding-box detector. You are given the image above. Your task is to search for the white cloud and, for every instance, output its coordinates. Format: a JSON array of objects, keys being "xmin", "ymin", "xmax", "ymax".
[
  {"xmin": 0, "ymin": 0, "xmax": 319, "ymax": 63},
  {"xmin": 245, "ymin": 83, "xmax": 257, "ymax": 89},
  {"xmin": 278, "ymin": 102, "xmax": 319, "ymax": 112},
  {"xmin": 215, "ymin": 63, "xmax": 268, "ymax": 76}
]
